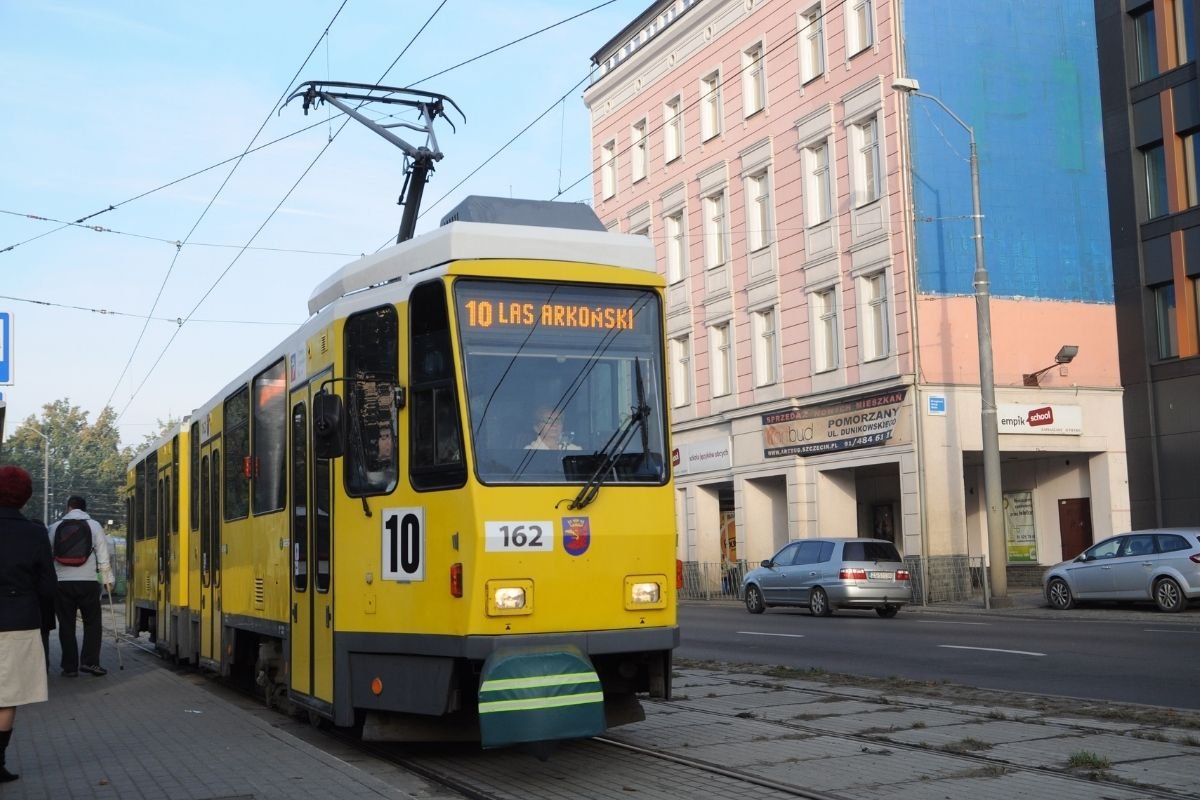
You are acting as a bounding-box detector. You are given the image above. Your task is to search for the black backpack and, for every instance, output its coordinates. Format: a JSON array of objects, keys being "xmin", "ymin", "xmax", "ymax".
[{"xmin": 53, "ymin": 518, "xmax": 93, "ymax": 566}]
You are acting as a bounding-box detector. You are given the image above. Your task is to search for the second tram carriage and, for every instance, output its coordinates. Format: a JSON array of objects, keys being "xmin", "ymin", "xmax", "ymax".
[{"xmin": 126, "ymin": 197, "xmax": 679, "ymax": 747}]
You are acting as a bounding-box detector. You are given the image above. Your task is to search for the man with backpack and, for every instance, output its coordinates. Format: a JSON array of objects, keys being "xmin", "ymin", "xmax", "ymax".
[{"xmin": 47, "ymin": 496, "xmax": 113, "ymax": 677}]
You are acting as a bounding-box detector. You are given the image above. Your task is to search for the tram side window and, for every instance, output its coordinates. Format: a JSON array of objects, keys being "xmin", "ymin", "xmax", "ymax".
[
  {"xmin": 409, "ymin": 281, "xmax": 465, "ymax": 491},
  {"xmin": 253, "ymin": 359, "xmax": 287, "ymax": 514},
  {"xmin": 189, "ymin": 421, "xmax": 200, "ymax": 531},
  {"xmin": 135, "ymin": 461, "xmax": 146, "ymax": 541},
  {"xmin": 146, "ymin": 453, "xmax": 158, "ymax": 539},
  {"xmin": 224, "ymin": 386, "xmax": 250, "ymax": 521},
  {"xmin": 345, "ymin": 305, "xmax": 399, "ymax": 496}
]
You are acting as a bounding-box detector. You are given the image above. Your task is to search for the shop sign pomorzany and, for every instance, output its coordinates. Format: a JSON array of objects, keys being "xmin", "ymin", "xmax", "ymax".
[{"xmin": 761, "ymin": 388, "xmax": 908, "ymax": 458}]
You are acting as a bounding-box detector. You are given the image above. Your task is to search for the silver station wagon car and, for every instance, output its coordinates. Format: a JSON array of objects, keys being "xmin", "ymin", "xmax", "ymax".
[
  {"xmin": 741, "ymin": 537, "xmax": 911, "ymax": 617},
  {"xmin": 1043, "ymin": 527, "xmax": 1200, "ymax": 612}
]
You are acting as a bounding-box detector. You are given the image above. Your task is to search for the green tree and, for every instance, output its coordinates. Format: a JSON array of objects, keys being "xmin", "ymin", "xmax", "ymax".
[
  {"xmin": 137, "ymin": 415, "xmax": 183, "ymax": 453},
  {"xmin": 0, "ymin": 399, "xmax": 133, "ymax": 526}
]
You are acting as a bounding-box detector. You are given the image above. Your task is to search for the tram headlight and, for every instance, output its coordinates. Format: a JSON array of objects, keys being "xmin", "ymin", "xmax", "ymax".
[
  {"xmin": 486, "ymin": 579, "xmax": 533, "ymax": 616},
  {"xmin": 630, "ymin": 582, "xmax": 661, "ymax": 604},
  {"xmin": 625, "ymin": 575, "xmax": 667, "ymax": 609},
  {"xmin": 493, "ymin": 586, "xmax": 526, "ymax": 609}
]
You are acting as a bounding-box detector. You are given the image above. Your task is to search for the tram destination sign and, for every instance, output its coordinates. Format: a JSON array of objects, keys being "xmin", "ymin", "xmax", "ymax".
[
  {"xmin": 761, "ymin": 388, "xmax": 909, "ymax": 458},
  {"xmin": 461, "ymin": 297, "xmax": 638, "ymax": 332}
]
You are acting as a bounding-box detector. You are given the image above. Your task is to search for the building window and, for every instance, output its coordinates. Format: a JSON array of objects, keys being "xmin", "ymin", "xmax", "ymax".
[
  {"xmin": 1154, "ymin": 282, "xmax": 1179, "ymax": 358},
  {"xmin": 665, "ymin": 209, "xmax": 686, "ymax": 284},
  {"xmin": 1135, "ymin": 6, "xmax": 1159, "ymax": 81},
  {"xmin": 747, "ymin": 171, "xmax": 772, "ymax": 251},
  {"xmin": 1177, "ymin": 0, "xmax": 1197, "ymax": 64},
  {"xmin": 700, "ymin": 71, "xmax": 722, "ymax": 141},
  {"xmin": 742, "ymin": 42, "xmax": 766, "ymax": 117},
  {"xmin": 847, "ymin": 0, "xmax": 874, "ymax": 56},
  {"xmin": 670, "ymin": 335, "xmax": 691, "ymax": 407},
  {"xmin": 1194, "ymin": 277, "xmax": 1200, "ymax": 345},
  {"xmin": 812, "ymin": 288, "xmax": 839, "ymax": 372},
  {"xmin": 859, "ymin": 272, "xmax": 889, "ymax": 361},
  {"xmin": 752, "ymin": 307, "xmax": 778, "ymax": 386},
  {"xmin": 1144, "ymin": 143, "xmax": 1168, "ymax": 218},
  {"xmin": 710, "ymin": 322, "xmax": 732, "ymax": 397},
  {"xmin": 1183, "ymin": 132, "xmax": 1200, "ymax": 208},
  {"xmin": 799, "ymin": 4, "xmax": 825, "ymax": 84},
  {"xmin": 851, "ymin": 116, "xmax": 881, "ymax": 207},
  {"xmin": 803, "ymin": 141, "xmax": 833, "ymax": 225},
  {"xmin": 664, "ymin": 96, "xmax": 683, "ymax": 162},
  {"xmin": 601, "ymin": 139, "xmax": 616, "ymax": 200},
  {"xmin": 703, "ymin": 192, "xmax": 727, "ymax": 268},
  {"xmin": 631, "ymin": 119, "xmax": 648, "ymax": 183},
  {"xmin": 630, "ymin": 223, "xmax": 650, "ymax": 238}
]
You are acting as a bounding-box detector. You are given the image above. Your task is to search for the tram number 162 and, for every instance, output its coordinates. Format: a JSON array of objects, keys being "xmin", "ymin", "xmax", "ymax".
[{"xmin": 382, "ymin": 507, "xmax": 425, "ymax": 581}]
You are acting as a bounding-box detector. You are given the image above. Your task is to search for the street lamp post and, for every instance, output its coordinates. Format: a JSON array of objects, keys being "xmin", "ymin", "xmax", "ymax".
[
  {"xmin": 32, "ymin": 428, "xmax": 50, "ymax": 525},
  {"xmin": 893, "ymin": 77, "xmax": 1008, "ymax": 605}
]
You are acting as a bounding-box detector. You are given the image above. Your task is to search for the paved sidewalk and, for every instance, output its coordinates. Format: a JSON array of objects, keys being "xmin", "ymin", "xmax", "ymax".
[
  {"xmin": 3, "ymin": 620, "xmax": 452, "ymax": 799},
  {"xmin": 4, "ymin": 602, "xmax": 1197, "ymax": 799}
]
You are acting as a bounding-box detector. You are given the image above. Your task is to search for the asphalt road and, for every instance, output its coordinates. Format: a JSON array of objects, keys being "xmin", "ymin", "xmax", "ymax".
[{"xmin": 678, "ymin": 602, "xmax": 1200, "ymax": 709}]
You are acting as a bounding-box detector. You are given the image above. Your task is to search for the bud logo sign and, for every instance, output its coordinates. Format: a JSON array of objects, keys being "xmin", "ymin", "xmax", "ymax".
[{"xmin": 998, "ymin": 403, "xmax": 1082, "ymax": 435}]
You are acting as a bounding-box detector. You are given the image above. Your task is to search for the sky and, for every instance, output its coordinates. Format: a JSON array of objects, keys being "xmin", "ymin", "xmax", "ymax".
[{"xmin": 0, "ymin": 0, "xmax": 644, "ymax": 448}]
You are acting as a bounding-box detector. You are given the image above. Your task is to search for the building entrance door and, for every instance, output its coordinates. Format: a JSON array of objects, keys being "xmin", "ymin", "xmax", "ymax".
[{"xmin": 1057, "ymin": 497, "xmax": 1093, "ymax": 560}]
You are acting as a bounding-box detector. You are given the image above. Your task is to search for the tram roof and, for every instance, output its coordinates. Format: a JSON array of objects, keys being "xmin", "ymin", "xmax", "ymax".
[{"xmin": 307, "ymin": 221, "xmax": 657, "ymax": 315}]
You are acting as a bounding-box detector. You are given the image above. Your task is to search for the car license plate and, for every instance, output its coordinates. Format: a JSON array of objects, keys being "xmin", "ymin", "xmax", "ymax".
[{"xmin": 869, "ymin": 571, "xmax": 893, "ymax": 580}]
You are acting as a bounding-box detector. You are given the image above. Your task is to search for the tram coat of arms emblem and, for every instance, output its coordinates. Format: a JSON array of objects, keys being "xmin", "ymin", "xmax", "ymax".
[{"xmin": 561, "ymin": 516, "xmax": 591, "ymax": 556}]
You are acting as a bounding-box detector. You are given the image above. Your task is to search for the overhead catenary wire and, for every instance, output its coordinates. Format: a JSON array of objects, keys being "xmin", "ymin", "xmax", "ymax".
[
  {"xmin": 0, "ymin": 293, "xmax": 299, "ymax": 327},
  {"xmin": 0, "ymin": 2, "xmax": 620, "ymax": 261},
  {"xmin": 9, "ymin": 2, "xmax": 641, "ymax": 433},
  {"xmin": 0, "ymin": 208, "xmax": 362, "ymax": 258},
  {"xmin": 113, "ymin": 1, "xmax": 453, "ymax": 426},
  {"xmin": 372, "ymin": 68, "xmax": 598, "ymax": 254},
  {"xmin": 104, "ymin": 0, "xmax": 354, "ymax": 419},
  {"xmin": 0, "ymin": 115, "xmax": 341, "ymax": 257}
]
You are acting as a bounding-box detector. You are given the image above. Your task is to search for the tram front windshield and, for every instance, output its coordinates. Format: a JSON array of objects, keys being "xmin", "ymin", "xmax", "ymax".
[{"xmin": 455, "ymin": 278, "xmax": 667, "ymax": 486}]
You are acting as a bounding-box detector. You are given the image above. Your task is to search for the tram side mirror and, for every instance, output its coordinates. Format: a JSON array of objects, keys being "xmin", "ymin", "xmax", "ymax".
[{"xmin": 313, "ymin": 390, "xmax": 346, "ymax": 459}]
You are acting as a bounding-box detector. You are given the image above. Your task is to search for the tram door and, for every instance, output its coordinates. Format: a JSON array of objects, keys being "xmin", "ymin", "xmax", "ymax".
[
  {"xmin": 289, "ymin": 376, "xmax": 334, "ymax": 704},
  {"xmin": 199, "ymin": 438, "xmax": 222, "ymax": 668},
  {"xmin": 156, "ymin": 464, "xmax": 171, "ymax": 646}
]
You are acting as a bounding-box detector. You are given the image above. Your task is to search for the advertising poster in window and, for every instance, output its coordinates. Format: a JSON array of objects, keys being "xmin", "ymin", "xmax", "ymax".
[{"xmin": 1003, "ymin": 491, "xmax": 1038, "ymax": 563}]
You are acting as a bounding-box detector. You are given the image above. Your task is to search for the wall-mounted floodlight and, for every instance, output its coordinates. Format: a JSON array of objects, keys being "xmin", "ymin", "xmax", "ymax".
[
  {"xmin": 1024, "ymin": 345, "xmax": 1080, "ymax": 386},
  {"xmin": 1054, "ymin": 345, "xmax": 1079, "ymax": 363}
]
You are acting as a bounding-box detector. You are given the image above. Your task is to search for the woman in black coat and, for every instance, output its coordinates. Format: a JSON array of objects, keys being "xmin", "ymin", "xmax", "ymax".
[{"xmin": 0, "ymin": 465, "xmax": 57, "ymax": 783}]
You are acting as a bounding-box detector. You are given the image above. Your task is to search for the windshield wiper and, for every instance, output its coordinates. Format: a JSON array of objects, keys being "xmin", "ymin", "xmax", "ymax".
[{"xmin": 569, "ymin": 358, "xmax": 650, "ymax": 510}]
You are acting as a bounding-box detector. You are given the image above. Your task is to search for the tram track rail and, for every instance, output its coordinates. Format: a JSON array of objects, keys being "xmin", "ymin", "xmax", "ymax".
[
  {"xmin": 108, "ymin": 618, "xmax": 1199, "ymax": 800},
  {"xmin": 617, "ymin": 684, "xmax": 1200, "ymax": 800}
]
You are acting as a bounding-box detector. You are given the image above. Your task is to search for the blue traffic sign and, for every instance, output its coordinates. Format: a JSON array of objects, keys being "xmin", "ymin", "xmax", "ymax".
[{"xmin": 0, "ymin": 312, "xmax": 10, "ymax": 385}]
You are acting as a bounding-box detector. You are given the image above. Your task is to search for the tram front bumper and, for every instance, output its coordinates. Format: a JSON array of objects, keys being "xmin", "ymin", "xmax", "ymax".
[{"xmin": 477, "ymin": 644, "xmax": 605, "ymax": 748}]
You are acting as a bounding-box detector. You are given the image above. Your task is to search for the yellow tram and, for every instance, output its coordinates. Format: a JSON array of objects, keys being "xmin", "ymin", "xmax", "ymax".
[
  {"xmin": 126, "ymin": 197, "xmax": 678, "ymax": 747},
  {"xmin": 126, "ymin": 422, "xmax": 191, "ymax": 655}
]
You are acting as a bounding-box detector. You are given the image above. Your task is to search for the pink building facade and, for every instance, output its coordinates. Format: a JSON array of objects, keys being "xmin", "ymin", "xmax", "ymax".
[{"xmin": 584, "ymin": 0, "xmax": 1128, "ymax": 600}]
